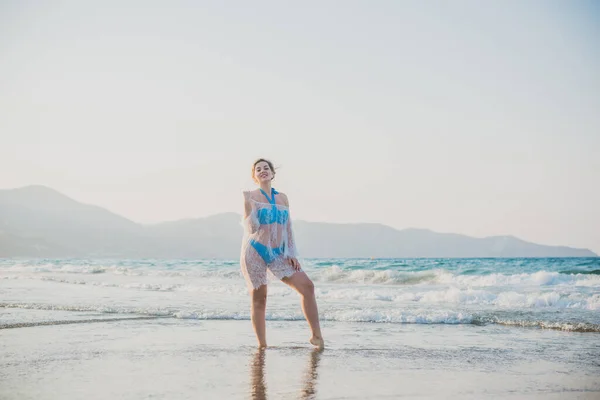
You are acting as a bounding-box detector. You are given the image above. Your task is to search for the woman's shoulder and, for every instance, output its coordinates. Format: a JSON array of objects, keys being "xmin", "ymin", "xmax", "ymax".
[
  {"xmin": 243, "ymin": 189, "xmax": 270, "ymax": 205},
  {"xmin": 276, "ymin": 191, "xmax": 289, "ymax": 206}
]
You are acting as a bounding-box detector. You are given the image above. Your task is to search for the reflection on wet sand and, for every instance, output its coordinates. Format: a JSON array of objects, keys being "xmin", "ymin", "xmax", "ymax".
[
  {"xmin": 299, "ymin": 348, "xmax": 322, "ymax": 400},
  {"xmin": 250, "ymin": 348, "xmax": 267, "ymax": 400},
  {"xmin": 249, "ymin": 348, "xmax": 323, "ymax": 400}
]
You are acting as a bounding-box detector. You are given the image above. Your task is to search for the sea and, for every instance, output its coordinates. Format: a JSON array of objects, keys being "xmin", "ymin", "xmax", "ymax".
[
  {"xmin": 2, "ymin": 257, "xmax": 599, "ymax": 331},
  {"xmin": 1, "ymin": 257, "xmax": 599, "ymax": 399}
]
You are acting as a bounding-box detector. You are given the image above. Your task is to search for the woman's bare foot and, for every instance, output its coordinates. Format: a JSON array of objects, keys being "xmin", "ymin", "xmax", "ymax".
[{"xmin": 309, "ymin": 336, "xmax": 324, "ymax": 350}]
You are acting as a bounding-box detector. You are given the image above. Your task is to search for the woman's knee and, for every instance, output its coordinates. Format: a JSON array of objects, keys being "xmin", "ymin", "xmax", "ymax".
[
  {"xmin": 299, "ymin": 278, "xmax": 315, "ymax": 297},
  {"xmin": 251, "ymin": 286, "xmax": 268, "ymax": 309}
]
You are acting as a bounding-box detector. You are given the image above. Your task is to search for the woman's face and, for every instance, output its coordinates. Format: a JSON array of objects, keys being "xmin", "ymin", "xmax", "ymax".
[{"xmin": 254, "ymin": 161, "xmax": 273, "ymax": 183}]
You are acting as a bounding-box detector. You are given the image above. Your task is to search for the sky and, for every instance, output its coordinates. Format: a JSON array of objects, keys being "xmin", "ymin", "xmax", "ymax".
[{"xmin": 1, "ymin": 0, "xmax": 599, "ymax": 253}]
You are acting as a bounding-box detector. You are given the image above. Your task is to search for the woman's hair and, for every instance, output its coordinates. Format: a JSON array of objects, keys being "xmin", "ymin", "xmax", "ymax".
[{"xmin": 252, "ymin": 158, "xmax": 275, "ymax": 182}]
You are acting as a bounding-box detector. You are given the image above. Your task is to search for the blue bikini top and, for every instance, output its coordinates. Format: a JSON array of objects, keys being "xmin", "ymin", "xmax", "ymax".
[{"xmin": 257, "ymin": 188, "xmax": 289, "ymax": 225}]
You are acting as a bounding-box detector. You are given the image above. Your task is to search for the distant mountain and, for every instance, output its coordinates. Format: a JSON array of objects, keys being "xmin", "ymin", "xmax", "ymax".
[
  {"xmin": 0, "ymin": 231, "xmax": 66, "ymax": 257},
  {"xmin": 0, "ymin": 185, "xmax": 149, "ymax": 257},
  {"xmin": 144, "ymin": 213, "xmax": 243, "ymax": 258},
  {"xmin": 292, "ymin": 222, "xmax": 595, "ymax": 258},
  {"xmin": 0, "ymin": 186, "xmax": 596, "ymax": 258}
]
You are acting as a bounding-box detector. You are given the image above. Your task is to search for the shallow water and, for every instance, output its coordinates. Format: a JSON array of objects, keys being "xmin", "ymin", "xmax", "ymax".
[{"xmin": 1, "ymin": 318, "xmax": 598, "ymax": 399}]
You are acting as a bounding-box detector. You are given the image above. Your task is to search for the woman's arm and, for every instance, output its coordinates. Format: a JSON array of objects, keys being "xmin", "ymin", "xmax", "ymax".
[
  {"xmin": 243, "ymin": 192, "xmax": 259, "ymax": 234},
  {"xmin": 243, "ymin": 192, "xmax": 252, "ymax": 219},
  {"xmin": 281, "ymin": 193, "xmax": 301, "ymax": 271}
]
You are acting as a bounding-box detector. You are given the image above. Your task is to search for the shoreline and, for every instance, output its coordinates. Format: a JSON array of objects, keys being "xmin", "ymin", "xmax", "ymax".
[
  {"xmin": 3, "ymin": 304, "xmax": 600, "ymax": 333},
  {"xmin": 1, "ymin": 316, "xmax": 599, "ymax": 399}
]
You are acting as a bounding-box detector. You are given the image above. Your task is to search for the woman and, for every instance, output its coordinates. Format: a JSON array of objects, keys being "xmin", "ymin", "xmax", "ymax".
[{"xmin": 241, "ymin": 158, "xmax": 324, "ymax": 349}]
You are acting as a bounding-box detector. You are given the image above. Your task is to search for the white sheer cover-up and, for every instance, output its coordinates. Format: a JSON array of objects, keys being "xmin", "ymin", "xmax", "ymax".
[{"xmin": 240, "ymin": 190, "xmax": 300, "ymax": 290}]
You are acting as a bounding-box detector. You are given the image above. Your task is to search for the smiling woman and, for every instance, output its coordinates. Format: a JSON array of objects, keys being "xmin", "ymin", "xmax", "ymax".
[{"xmin": 240, "ymin": 158, "xmax": 324, "ymax": 349}]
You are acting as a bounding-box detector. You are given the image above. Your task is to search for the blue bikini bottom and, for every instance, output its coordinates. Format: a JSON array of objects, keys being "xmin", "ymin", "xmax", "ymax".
[{"xmin": 250, "ymin": 240, "xmax": 285, "ymax": 264}]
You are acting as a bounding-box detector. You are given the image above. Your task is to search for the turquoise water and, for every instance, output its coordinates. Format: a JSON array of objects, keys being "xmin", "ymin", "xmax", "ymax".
[{"xmin": 311, "ymin": 257, "xmax": 600, "ymax": 275}]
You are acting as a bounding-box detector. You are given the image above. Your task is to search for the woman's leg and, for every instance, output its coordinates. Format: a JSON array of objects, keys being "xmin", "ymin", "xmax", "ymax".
[
  {"xmin": 251, "ymin": 284, "xmax": 268, "ymax": 348},
  {"xmin": 282, "ymin": 272, "xmax": 324, "ymax": 348},
  {"xmin": 242, "ymin": 245, "xmax": 269, "ymax": 348}
]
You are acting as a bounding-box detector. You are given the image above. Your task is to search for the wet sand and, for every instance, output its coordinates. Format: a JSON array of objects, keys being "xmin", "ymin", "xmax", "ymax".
[{"xmin": 1, "ymin": 311, "xmax": 599, "ymax": 399}]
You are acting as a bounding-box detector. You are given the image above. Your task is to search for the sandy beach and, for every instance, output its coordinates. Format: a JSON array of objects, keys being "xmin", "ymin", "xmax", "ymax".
[{"xmin": 2, "ymin": 309, "xmax": 599, "ymax": 400}]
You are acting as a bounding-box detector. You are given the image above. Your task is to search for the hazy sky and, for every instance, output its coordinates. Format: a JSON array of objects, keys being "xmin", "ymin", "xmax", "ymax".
[{"xmin": 1, "ymin": 1, "xmax": 599, "ymax": 253}]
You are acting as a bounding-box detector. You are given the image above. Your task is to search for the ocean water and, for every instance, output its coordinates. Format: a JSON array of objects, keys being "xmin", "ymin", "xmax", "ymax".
[
  {"xmin": 1, "ymin": 257, "xmax": 599, "ymax": 332},
  {"xmin": 2, "ymin": 258, "xmax": 600, "ymax": 399}
]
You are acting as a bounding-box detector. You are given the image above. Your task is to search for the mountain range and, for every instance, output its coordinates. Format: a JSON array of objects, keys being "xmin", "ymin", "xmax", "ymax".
[{"xmin": 0, "ymin": 186, "xmax": 596, "ymax": 258}]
